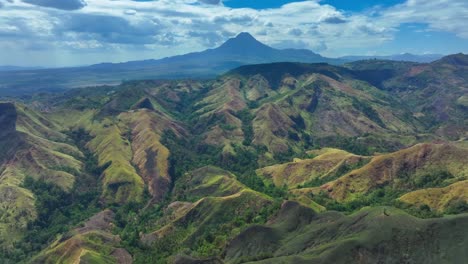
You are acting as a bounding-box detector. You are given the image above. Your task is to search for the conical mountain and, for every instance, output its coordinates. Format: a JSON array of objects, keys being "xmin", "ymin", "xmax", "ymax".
[
  {"xmin": 0, "ymin": 33, "xmax": 345, "ymax": 96},
  {"xmin": 215, "ymin": 32, "xmax": 275, "ymax": 55}
]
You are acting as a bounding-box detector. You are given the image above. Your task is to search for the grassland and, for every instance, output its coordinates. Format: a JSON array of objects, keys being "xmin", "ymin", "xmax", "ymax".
[{"xmin": 0, "ymin": 56, "xmax": 467, "ymax": 263}]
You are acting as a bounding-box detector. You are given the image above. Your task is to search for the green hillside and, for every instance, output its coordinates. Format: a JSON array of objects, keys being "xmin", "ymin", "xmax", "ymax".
[
  {"xmin": 225, "ymin": 201, "xmax": 468, "ymax": 264},
  {"xmin": 0, "ymin": 55, "xmax": 467, "ymax": 263}
]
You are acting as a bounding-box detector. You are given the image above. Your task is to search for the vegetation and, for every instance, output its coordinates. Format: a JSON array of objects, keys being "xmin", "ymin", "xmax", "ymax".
[
  {"xmin": 21, "ymin": 176, "xmax": 100, "ymax": 251},
  {"xmin": 1, "ymin": 128, "xmax": 105, "ymax": 262},
  {"xmin": 236, "ymin": 108, "xmax": 254, "ymax": 146},
  {"xmin": 1, "ymin": 56, "xmax": 468, "ymax": 263},
  {"xmin": 300, "ymin": 158, "xmax": 369, "ymax": 188}
]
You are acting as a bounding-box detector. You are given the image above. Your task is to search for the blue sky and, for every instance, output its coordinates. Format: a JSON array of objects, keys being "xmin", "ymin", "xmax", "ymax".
[
  {"xmin": 0, "ymin": 0, "xmax": 467, "ymax": 67},
  {"xmin": 224, "ymin": 0, "xmax": 405, "ymax": 10}
]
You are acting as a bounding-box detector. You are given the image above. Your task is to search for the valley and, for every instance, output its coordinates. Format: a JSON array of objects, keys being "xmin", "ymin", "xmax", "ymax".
[{"xmin": 0, "ymin": 54, "xmax": 467, "ymax": 263}]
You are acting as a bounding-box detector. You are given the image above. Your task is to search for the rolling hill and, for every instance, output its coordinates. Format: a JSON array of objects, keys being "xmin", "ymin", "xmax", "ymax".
[{"xmin": 0, "ymin": 54, "xmax": 467, "ymax": 263}]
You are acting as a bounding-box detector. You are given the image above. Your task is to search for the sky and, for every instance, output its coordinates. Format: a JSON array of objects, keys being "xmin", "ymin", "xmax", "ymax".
[{"xmin": 0, "ymin": 0, "xmax": 467, "ymax": 67}]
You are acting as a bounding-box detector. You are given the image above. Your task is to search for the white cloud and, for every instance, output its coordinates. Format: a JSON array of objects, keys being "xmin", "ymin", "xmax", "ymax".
[
  {"xmin": 380, "ymin": 0, "xmax": 468, "ymax": 38},
  {"xmin": 0, "ymin": 0, "xmax": 467, "ymax": 66},
  {"xmin": 22, "ymin": 0, "xmax": 87, "ymax": 10}
]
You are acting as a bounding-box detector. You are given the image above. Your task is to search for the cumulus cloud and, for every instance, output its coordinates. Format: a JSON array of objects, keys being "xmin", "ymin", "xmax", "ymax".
[
  {"xmin": 58, "ymin": 13, "xmax": 162, "ymax": 44},
  {"xmin": 288, "ymin": 28, "xmax": 303, "ymax": 36},
  {"xmin": 321, "ymin": 15, "xmax": 346, "ymax": 24},
  {"xmin": 124, "ymin": 9, "xmax": 137, "ymax": 15},
  {"xmin": 0, "ymin": 0, "xmax": 467, "ymax": 66},
  {"xmin": 0, "ymin": 0, "xmax": 13, "ymax": 8},
  {"xmin": 381, "ymin": 0, "xmax": 468, "ymax": 38},
  {"xmin": 199, "ymin": 0, "xmax": 221, "ymax": 5},
  {"xmin": 188, "ymin": 31, "xmax": 225, "ymax": 46},
  {"xmin": 22, "ymin": 0, "xmax": 87, "ymax": 10}
]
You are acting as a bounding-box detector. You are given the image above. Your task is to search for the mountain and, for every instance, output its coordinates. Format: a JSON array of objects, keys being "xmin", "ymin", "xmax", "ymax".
[
  {"xmin": 0, "ymin": 65, "xmax": 44, "ymax": 72},
  {"xmin": 341, "ymin": 53, "xmax": 444, "ymax": 63},
  {"xmin": 0, "ymin": 102, "xmax": 84, "ymax": 250},
  {"xmin": 0, "ymin": 55, "xmax": 467, "ymax": 263},
  {"xmin": 348, "ymin": 53, "xmax": 468, "ymax": 139},
  {"xmin": 226, "ymin": 201, "xmax": 468, "ymax": 263},
  {"xmin": 0, "ymin": 33, "xmax": 344, "ymax": 97},
  {"xmin": 0, "ymin": 33, "xmax": 448, "ymax": 98},
  {"xmin": 89, "ymin": 33, "xmax": 342, "ymax": 77}
]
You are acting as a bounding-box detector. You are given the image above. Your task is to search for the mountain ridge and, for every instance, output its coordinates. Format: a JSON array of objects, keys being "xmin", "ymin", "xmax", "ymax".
[
  {"xmin": 0, "ymin": 52, "xmax": 467, "ymax": 264},
  {"xmin": 0, "ymin": 33, "xmax": 451, "ymax": 97}
]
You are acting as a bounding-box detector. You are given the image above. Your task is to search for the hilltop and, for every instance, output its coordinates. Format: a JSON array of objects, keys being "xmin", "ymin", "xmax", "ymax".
[{"xmin": 0, "ymin": 55, "xmax": 467, "ymax": 263}]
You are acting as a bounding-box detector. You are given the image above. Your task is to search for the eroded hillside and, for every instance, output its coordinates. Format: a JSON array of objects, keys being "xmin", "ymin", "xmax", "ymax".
[{"xmin": 0, "ymin": 55, "xmax": 467, "ymax": 263}]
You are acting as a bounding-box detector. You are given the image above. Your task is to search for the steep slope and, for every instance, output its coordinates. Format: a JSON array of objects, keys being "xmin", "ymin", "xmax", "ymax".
[
  {"xmin": 181, "ymin": 62, "xmax": 426, "ymax": 164},
  {"xmin": 225, "ymin": 201, "xmax": 468, "ymax": 264},
  {"xmin": 32, "ymin": 210, "xmax": 132, "ymax": 264},
  {"xmin": 193, "ymin": 77, "xmax": 246, "ymax": 151},
  {"xmin": 1, "ymin": 58, "xmax": 467, "ymax": 263},
  {"xmin": 140, "ymin": 166, "xmax": 274, "ymax": 262},
  {"xmin": 398, "ymin": 180, "xmax": 468, "ymax": 212},
  {"xmin": 323, "ymin": 143, "xmax": 468, "ymax": 202},
  {"xmin": 222, "ymin": 63, "xmax": 423, "ymax": 156},
  {"xmin": 0, "ymin": 102, "xmax": 82, "ymax": 250},
  {"xmin": 119, "ymin": 108, "xmax": 186, "ymax": 202},
  {"xmin": 46, "ymin": 85, "xmax": 187, "ymax": 205},
  {"xmin": 87, "ymin": 122, "xmax": 145, "ymax": 204},
  {"xmin": 349, "ymin": 54, "xmax": 468, "ymax": 139},
  {"xmin": 257, "ymin": 148, "xmax": 369, "ymax": 188}
]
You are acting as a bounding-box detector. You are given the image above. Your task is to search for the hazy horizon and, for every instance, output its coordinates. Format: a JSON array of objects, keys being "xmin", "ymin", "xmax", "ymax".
[{"xmin": 1, "ymin": 0, "xmax": 467, "ymax": 67}]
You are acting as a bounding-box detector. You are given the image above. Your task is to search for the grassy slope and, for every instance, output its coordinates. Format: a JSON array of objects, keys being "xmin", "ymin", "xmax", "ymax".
[
  {"xmin": 32, "ymin": 210, "xmax": 131, "ymax": 264},
  {"xmin": 183, "ymin": 65, "xmax": 424, "ymax": 163},
  {"xmin": 225, "ymin": 201, "xmax": 468, "ymax": 264},
  {"xmin": 120, "ymin": 108, "xmax": 185, "ymax": 202},
  {"xmin": 1, "ymin": 58, "xmax": 467, "ymax": 263},
  {"xmin": 323, "ymin": 142, "xmax": 468, "ymax": 202},
  {"xmin": 193, "ymin": 77, "xmax": 246, "ymax": 153},
  {"xmin": 172, "ymin": 166, "xmax": 248, "ymax": 201},
  {"xmin": 257, "ymin": 148, "xmax": 369, "ymax": 188},
  {"xmin": 349, "ymin": 54, "xmax": 468, "ymax": 139},
  {"xmin": 226, "ymin": 64, "xmax": 423, "ymax": 157},
  {"xmin": 0, "ymin": 102, "xmax": 82, "ymax": 248},
  {"xmin": 88, "ymin": 121, "xmax": 145, "ymax": 204},
  {"xmin": 399, "ymin": 180, "xmax": 468, "ymax": 212},
  {"xmin": 140, "ymin": 166, "xmax": 273, "ymax": 261},
  {"xmin": 47, "ymin": 85, "xmax": 187, "ymax": 205}
]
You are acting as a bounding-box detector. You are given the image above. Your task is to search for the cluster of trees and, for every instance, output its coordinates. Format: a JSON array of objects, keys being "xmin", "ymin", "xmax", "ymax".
[
  {"xmin": 311, "ymin": 187, "xmax": 403, "ymax": 213},
  {"xmin": 21, "ymin": 176, "xmax": 100, "ymax": 249},
  {"xmin": 316, "ymin": 135, "xmax": 402, "ymax": 156},
  {"xmin": 446, "ymin": 200, "xmax": 468, "ymax": 214},
  {"xmin": 236, "ymin": 108, "xmax": 254, "ymax": 146},
  {"xmin": 411, "ymin": 170, "xmax": 454, "ymax": 189},
  {"xmin": 310, "ymin": 185, "xmax": 467, "ymax": 219},
  {"xmin": 161, "ymin": 129, "xmax": 288, "ymax": 200},
  {"xmin": 2, "ymin": 128, "xmax": 106, "ymax": 262}
]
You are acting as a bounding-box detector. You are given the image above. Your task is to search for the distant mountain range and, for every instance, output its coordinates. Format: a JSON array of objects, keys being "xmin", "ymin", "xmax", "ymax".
[
  {"xmin": 0, "ymin": 32, "xmax": 447, "ymax": 96},
  {"xmin": 0, "ymin": 66, "xmax": 44, "ymax": 72},
  {"xmin": 89, "ymin": 32, "xmax": 344, "ymax": 71},
  {"xmin": 340, "ymin": 53, "xmax": 443, "ymax": 63}
]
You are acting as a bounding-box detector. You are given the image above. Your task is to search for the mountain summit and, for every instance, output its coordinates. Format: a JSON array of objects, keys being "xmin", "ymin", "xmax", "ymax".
[
  {"xmin": 197, "ymin": 32, "xmax": 338, "ymax": 65},
  {"xmin": 217, "ymin": 32, "xmax": 273, "ymax": 54},
  {"xmin": 0, "ymin": 32, "xmax": 345, "ymax": 96}
]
